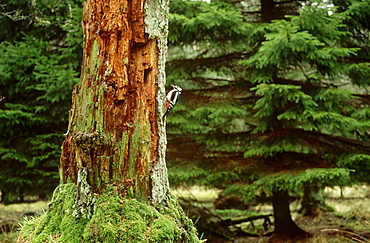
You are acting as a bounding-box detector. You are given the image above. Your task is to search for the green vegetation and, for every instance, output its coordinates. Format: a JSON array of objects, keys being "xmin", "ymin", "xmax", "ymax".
[
  {"xmin": 0, "ymin": 0, "xmax": 83, "ymax": 203},
  {"xmin": 18, "ymin": 184, "xmax": 199, "ymax": 243},
  {"xmin": 1, "ymin": 0, "xmax": 370, "ymax": 241},
  {"xmin": 166, "ymin": 0, "xmax": 370, "ymax": 239},
  {"xmin": 166, "ymin": 0, "xmax": 370, "ymax": 189}
]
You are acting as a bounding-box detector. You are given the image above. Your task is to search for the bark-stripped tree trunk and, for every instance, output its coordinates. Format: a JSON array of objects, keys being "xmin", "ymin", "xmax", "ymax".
[
  {"xmin": 61, "ymin": 0, "xmax": 169, "ymax": 206},
  {"xmin": 18, "ymin": 0, "xmax": 199, "ymax": 242}
]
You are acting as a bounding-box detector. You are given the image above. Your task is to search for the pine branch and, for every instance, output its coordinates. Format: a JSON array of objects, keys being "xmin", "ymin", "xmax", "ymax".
[
  {"xmin": 341, "ymin": 57, "xmax": 370, "ymax": 64},
  {"xmin": 296, "ymin": 62, "xmax": 311, "ymax": 83},
  {"xmin": 296, "ymin": 129, "xmax": 370, "ymax": 155},
  {"xmin": 167, "ymin": 52, "xmax": 251, "ymax": 68},
  {"xmin": 356, "ymin": 94, "xmax": 370, "ymax": 105}
]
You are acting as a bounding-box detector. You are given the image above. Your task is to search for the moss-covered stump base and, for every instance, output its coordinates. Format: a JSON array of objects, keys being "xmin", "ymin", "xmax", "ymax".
[{"xmin": 17, "ymin": 183, "xmax": 200, "ymax": 243}]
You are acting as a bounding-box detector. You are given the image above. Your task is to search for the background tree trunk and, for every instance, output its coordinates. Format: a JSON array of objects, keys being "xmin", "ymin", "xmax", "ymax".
[
  {"xmin": 261, "ymin": 0, "xmax": 275, "ymax": 22},
  {"xmin": 299, "ymin": 185, "xmax": 334, "ymax": 217},
  {"xmin": 18, "ymin": 0, "xmax": 199, "ymax": 242},
  {"xmin": 269, "ymin": 190, "xmax": 311, "ymax": 243}
]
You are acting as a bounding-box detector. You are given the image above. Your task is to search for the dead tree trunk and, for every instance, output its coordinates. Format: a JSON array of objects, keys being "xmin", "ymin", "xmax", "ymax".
[
  {"xmin": 18, "ymin": 0, "xmax": 199, "ymax": 242},
  {"xmin": 60, "ymin": 0, "xmax": 169, "ymax": 206}
]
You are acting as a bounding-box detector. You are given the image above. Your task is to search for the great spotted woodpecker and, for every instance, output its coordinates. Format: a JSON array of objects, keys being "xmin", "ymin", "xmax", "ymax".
[{"xmin": 163, "ymin": 85, "xmax": 182, "ymax": 118}]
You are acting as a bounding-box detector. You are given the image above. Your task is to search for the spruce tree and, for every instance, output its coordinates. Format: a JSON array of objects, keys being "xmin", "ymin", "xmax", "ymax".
[
  {"xmin": 0, "ymin": 0, "xmax": 83, "ymax": 203},
  {"xmin": 166, "ymin": 0, "xmax": 370, "ymax": 240}
]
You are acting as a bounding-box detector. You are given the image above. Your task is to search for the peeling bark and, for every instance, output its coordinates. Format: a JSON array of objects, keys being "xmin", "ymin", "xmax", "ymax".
[{"xmin": 60, "ymin": 0, "xmax": 169, "ymax": 205}]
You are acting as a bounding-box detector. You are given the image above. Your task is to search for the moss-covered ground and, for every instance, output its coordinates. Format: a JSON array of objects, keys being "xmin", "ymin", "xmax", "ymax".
[{"xmin": 15, "ymin": 183, "xmax": 199, "ymax": 243}]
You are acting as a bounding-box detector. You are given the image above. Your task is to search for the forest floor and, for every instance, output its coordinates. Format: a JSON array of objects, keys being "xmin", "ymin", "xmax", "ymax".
[
  {"xmin": 235, "ymin": 201, "xmax": 370, "ymax": 243},
  {"xmin": 174, "ymin": 185, "xmax": 370, "ymax": 243},
  {"xmin": 1, "ymin": 186, "xmax": 369, "ymax": 243},
  {"xmin": 0, "ymin": 200, "xmax": 48, "ymax": 243}
]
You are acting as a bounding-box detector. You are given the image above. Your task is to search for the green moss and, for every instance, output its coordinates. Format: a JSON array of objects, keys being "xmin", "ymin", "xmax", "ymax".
[
  {"xmin": 129, "ymin": 122, "xmax": 152, "ymax": 199},
  {"xmin": 115, "ymin": 131, "xmax": 129, "ymax": 179},
  {"xmin": 21, "ymin": 184, "xmax": 200, "ymax": 243},
  {"xmin": 95, "ymin": 85, "xmax": 106, "ymax": 132},
  {"xmin": 87, "ymin": 39, "xmax": 101, "ymax": 78},
  {"xmin": 83, "ymin": 187, "xmax": 199, "ymax": 242},
  {"xmin": 157, "ymin": 195, "xmax": 200, "ymax": 243},
  {"xmin": 30, "ymin": 184, "xmax": 88, "ymax": 243},
  {"xmin": 128, "ymin": 125, "xmax": 141, "ymax": 178}
]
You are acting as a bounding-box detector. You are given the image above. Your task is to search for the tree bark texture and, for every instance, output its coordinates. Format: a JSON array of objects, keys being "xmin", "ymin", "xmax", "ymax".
[
  {"xmin": 61, "ymin": 0, "xmax": 169, "ymax": 205},
  {"xmin": 261, "ymin": 0, "xmax": 275, "ymax": 22},
  {"xmin": 269, "ymin": 190, "xmax": 311, "ymax": 243}
]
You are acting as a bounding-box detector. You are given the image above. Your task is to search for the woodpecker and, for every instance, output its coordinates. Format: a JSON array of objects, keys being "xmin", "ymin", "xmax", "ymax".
[{"xmin": 163, "ymin": 84, "xmax": 182, "ymax": 118}]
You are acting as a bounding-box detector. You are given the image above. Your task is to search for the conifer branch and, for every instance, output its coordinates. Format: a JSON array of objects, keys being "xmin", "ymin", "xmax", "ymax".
[
  {"xmin": 296, "ymin": 129, "xmax": 370, "ymax": 155},
  {"xmin": 296, "ymin": 62, "xmax": 311, "ymax": 83},
  {"xmin": 167, "ymin": 52, "xmax": 251, "ymax": 67}
]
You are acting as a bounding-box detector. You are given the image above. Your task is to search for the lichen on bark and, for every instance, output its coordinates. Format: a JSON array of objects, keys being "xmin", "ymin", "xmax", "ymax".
[
  {"xmin": 143, "ymin": 0, "xmax": 171, "ymax": 206},
  {"xmin": 144, "ymin": 0, "xmax": 170, "ymax": 39},
  {"xmin": 72, "ymin": 167, "xmax": 96, "ymax": 219}
]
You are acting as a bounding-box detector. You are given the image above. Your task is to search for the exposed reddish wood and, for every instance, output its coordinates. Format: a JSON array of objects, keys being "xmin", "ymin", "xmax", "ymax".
[{"xmin": 60, "ymin": 0, "xmax": 160, "ymax": 199}]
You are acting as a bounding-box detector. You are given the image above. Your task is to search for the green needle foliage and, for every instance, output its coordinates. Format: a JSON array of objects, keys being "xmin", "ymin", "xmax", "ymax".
[
  {"xmin": 0, "ymin": 0, "xmax": 83, "ymax": 203},
  {"xmin": 166, "ymin": 0, "xmax": 370, "ymax": 203}
]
